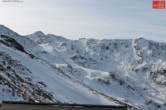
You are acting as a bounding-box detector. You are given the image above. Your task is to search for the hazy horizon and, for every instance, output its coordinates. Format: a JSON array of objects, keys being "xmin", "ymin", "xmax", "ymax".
[{"xmin": 0, "ymin": 0, "xmax": 166, "ymax": 42}]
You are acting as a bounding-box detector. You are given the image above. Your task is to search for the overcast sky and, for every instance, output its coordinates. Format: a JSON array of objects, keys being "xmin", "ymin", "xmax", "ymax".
[{"xmin": 0, "ymin": 0, "xmax": 166, "ymax": 42}]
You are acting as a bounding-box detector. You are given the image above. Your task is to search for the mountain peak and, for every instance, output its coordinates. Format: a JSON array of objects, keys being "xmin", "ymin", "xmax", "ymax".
[
  {"xmin": 0, "ymin": 24, "xmax": 11, "ymax": 33},
  {"xmin": 0, "ymin": 24, "xmax": 6, "ymax": 28},
  {"xmin": 135, "ymin": 37, "xmax": 147, "ymax": 41},
  {"xmin": 1, "ymin": 25, "xmax": 166, "ymax": 110},
  {"xmin": 0, "ymin": 24, "xmax": 20, "ymax": 38},
  {"xmin": 33, "ymin": 31, "xmax": 45, "ymax": 37}
]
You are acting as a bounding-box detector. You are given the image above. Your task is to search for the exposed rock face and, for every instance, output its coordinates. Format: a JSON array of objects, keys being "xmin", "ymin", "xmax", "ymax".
[{"xmin": 0, "ymin": 25, "xmax": 166, "ymax": 110}]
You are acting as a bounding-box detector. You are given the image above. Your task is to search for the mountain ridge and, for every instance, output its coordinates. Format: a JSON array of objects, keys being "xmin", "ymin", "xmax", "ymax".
[{"xmin": 0, "ymin": 25, "xmax": 166, "ymax": 110}]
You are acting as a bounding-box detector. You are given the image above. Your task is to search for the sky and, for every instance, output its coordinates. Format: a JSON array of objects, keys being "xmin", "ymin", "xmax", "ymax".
[{"xmin": 0, "ymin": 0, "xmax": 166, "ymax": 42}]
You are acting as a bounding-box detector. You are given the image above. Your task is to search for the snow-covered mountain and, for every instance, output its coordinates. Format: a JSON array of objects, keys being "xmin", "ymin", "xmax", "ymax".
[{"xmin": 0, "ymin": 25, "xmax": 166, "ymax": 110}]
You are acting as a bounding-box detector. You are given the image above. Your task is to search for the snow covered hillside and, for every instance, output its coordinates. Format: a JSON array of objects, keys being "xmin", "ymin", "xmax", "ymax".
[{"xmin": 0, "ymin": 24, "xmax": 166, "ymax": 110}]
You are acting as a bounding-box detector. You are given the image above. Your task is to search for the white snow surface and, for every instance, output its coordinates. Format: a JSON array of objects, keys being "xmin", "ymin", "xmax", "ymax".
[{"xmin": 0, "ymin": 25, "xmax": 166, "ymax": 110}]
